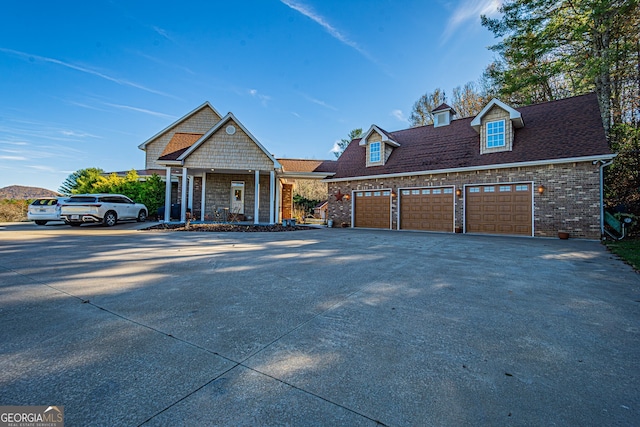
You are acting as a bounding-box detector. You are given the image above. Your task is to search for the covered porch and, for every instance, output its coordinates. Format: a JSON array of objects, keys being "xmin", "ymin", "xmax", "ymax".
[{"xmin": 163, "ymin": 167, "xmax": 280, "ymax": 225}]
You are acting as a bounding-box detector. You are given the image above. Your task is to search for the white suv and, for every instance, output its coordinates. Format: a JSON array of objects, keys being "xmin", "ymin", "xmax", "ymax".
[{"xmin": 60, "ymin": 194, "xmax": 148, "ymax": 227}]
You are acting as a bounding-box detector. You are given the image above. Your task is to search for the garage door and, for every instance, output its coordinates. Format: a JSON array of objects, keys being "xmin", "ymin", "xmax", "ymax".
[
  {"xmin": 354, "ymin": 190, "xmax": 391, "ymax": 229},
  {"xmin": 465, "ymin": 183, "xmax": 532, "ymax": 235},
  {"xmin": 400, "ymin": 187, "xmax": 454, "ymax": 232}
]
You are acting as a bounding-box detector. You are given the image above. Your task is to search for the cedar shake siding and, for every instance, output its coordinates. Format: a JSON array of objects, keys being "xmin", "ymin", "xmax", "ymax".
[
  {"xmin": 144, "ymin": 106, "xmax": 221, "ymax": 169},
  {"xmin": 182, "ymin": 120, "xmax": 275, "ymax": 171}
]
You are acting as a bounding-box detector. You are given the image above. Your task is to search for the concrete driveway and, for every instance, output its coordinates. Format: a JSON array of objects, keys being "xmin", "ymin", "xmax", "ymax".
[{"xmin": 1, "ymin": 223, "xmax": 638, "ymax": 426}]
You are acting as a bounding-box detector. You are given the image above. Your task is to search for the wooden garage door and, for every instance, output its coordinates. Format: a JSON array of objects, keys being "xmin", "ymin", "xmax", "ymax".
[
  {"xmin": 400, "ymin": 187, "xmax": 454, "ymax": 232},
  {"xmin": 354, "ymin": 190, "xmax": 391, "ymax": 229},
  {"xmin": 466, "ymin": 183, "xmax": 532, "ymax": 235}
]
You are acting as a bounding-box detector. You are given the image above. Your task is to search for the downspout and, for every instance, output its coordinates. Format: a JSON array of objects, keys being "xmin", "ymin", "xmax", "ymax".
[{"xmin": 597, "ymin": 159, "xmax": 614, "ymax": 237}]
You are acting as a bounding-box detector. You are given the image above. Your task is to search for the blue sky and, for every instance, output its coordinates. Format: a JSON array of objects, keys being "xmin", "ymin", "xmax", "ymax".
[{"xmin": 0, "ymin": 0, "xmax": 501, "ymax": 192}]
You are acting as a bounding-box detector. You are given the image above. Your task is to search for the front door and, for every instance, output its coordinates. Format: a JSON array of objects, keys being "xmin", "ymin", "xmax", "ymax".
[{"xmin": 230, "ymin": 181, "xmax": 245, "ymax": 214}]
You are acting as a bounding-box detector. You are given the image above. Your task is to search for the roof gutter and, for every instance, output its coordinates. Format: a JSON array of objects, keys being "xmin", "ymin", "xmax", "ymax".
[{"xmin": 324, "ymin": 154, "xmax": 616, "ymax": 183}]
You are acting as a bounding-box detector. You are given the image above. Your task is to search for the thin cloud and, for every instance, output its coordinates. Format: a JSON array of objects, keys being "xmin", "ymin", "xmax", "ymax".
[
  {"xmin": 0, "ymin": 155, "xmax": 27, "ymax": 161},
  {"xmin": 0, "ymin": 47, "xmax": 176, "ymax": 98},
  {"xmin": 391, "ymin": 109, "xmax": 409, "ymax": 123},
  {"xmin": 60, "ymin": 130, "xmax": 100, "ymax": 138},
  {"xmin": 27, "ymin": 164, "xmax": 60, "ymax": 173},
  {"xmin": 134, "ymin": 51, "xmax": 195, "ymax": 75},
  {"xmin": 329, "ymin": 140, "xmax": 341, "ymax": 154},
  {"xmin": 248, "ymin": 89, "xmax": 272, "ymax": 106},
  {"xmin": 280, "ymin": 0, "xmax": 376, "ymax": 63},
  {"xmin": 442, "ymin": 0, "xmax": 501, "ymax": 42},
  {"xmin": 103, "ymin": 102, "xmax": 177, "ymax": 119},
  {"xmin": 300, "ymin": 93, "xmax": 338, "ymax": 111},
  {"xmin": 152, "ymin": 26, "xmax": 175, "ymax": 42}
]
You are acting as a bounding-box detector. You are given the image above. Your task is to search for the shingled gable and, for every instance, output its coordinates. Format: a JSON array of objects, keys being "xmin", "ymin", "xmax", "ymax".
[
  {"xmin": 329, "ymin": 93, "xmax": 612, "ymax": 181},
  {"xmin": 358, "ymin": 125, "xmax": 400, "ymax": 147},
  {"xmin": 137, "ymin": 101, "xmax": 222, "ymax": 150},
  {"xmin": 169, "ymin": 112, "xmax": 281, "ymax": 169},
  {"xmin": 470, "ymin": 98, "xmax": 524, "ymax": 132}
]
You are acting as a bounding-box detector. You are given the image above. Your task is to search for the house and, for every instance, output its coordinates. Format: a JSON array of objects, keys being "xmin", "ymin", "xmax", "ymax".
[
  {"xmin": 314, "ymin": 201, "xmax": 328, "ymax": 220},
  {"xmin": 138, "ymin": 102, "xmax": 336, "ymax": 223},
  {"xmin": 326, "ymin": 93, "xmax": 614, "ymax": 239}
]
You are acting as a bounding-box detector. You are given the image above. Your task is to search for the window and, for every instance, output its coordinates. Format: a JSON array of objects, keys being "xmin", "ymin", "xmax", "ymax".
[
  {"xmin": 484, "ymin": 186, "xmax": 495, "ymax": 192},
  {"xmin": 402, "ymin": 190, "xmax": 410, "ymax": 195},
  {"xmin": 499, "ymin": 186, "xmax": 511, "ymax": 192},
  {"xmin": 486, "ymin": 120, "xmax": 505, "ymax": 148},
  {"xmin": 412, "ymin": 189, "xmax": 420, "ymax": 195},
  {"xmin": 516, "ymin": 185, "xmax": 529, "ymax": 191},
  {"xmin": 373, "ymin": 191, "xmax": 381, "ymax": 196},
  {"xmin": 382, "ymin": 191, "xmax": 390, "ymax": 196},
  {"xmin": 422, "ymin": 189, "xmax": 430, "ymax": 195},
  {"xmin": 369, "ymin": 142, "xmax": 381, "ymax": 163},
  {"xmin": 469, "ymin": 187, "xmax": 480, "ymax": 193},
  {"xmin": 443, "ymin": 188, "xmax": 453, "ymax": 194},
  {"xmin": 432, "ymin": 189, "xmax": 442, "ymax": 194}
]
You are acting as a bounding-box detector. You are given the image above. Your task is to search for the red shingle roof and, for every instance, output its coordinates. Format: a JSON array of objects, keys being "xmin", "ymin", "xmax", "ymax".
[
  {"xmin": 332, "ymin": 93, "xmax": 611, "ymax": 179},
  {"xmin": 277, "ymin": 158, "xmax": 337, "ymax": 173},
  {"xmin": 158, "ymin": 133, "xmax": 203, "ymax": 161}
]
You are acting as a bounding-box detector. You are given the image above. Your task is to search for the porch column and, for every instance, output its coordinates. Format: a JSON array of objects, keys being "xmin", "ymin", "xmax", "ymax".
[
  {"xmin": 254, "ymin": 170, "xmax": 260, "ymax": 224},
  {"xmin": 269, "ymin": 170, "xmax": 275, "ymax": 224},
  {"xmin": 275, "ymin": 178, "xmax": 281, "ymax": 224},
  {"xmin": 188, "ymin": 175, "xmax": 194, "ymax": 213},
  {"xmin": 200, "ymin": 172, "xmax": 206, "ymax": 221},
  {"xmin": 180, "ymin": 168, "xmax": 188, "ymax": 222},
  {"xmin": 164, "ymin": 167, "xmax": 171, "ymax": 222}
]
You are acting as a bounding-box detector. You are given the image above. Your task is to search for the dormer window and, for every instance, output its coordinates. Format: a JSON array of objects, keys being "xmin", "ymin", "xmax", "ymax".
[
  {"xmin": 432, "ymin": 103, "xmax": 456, "ymax": 127},
  {"xmin": 359, "ymin": 125, "xmax": 400, "ymax": 167},
  {"xmin": 486, "ymin": 120, "xmax": 505, "ymax": 147},
  {"xmin": 471, "ymin": 99, "xmax": 524, "ymax": 155},
  {"xmin": 369, "ymin": 141, "xmax": 381, "ymax": 163},
  {"xmin": 434, "ymin": 112, "xmax": 448, "ymax": 127}
]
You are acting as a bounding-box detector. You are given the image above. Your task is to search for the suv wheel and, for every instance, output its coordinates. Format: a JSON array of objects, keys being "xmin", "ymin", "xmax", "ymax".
[
  {"xmin": 137, "ymin": 209, "xmax": 147, "ymax": 222},
  {"xmin": 103, "ymin": 211, "xmax": 117, "ymax": 227},
  {"xmin": 35, "ymin": 220, "xmax": 47, "ymax": 225}
]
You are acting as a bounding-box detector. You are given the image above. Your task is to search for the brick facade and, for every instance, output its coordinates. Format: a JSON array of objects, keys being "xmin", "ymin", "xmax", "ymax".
[{"xmin": 328, "ymin": 161, "xmax": 602, "ymax": 239}]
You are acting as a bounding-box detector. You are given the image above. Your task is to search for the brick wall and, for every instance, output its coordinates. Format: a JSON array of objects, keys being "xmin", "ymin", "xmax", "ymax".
[{"xmin": 328, "ymin": 161, "xmax": 602, "ymax": 238}]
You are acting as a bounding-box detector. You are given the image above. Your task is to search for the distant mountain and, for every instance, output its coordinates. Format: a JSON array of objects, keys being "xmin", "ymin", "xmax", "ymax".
[{"xmin": 0, "ymin": 185, "xmax": 61, "ymax": 200}]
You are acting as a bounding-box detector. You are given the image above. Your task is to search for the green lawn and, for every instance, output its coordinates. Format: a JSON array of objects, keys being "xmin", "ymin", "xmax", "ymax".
[{"xmin": 605, "ymin": 239, "xmax": 640, "ymax": 271}]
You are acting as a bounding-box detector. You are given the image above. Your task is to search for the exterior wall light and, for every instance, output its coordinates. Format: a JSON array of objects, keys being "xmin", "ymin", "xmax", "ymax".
[
  {"xmin": 537, "ymin": 184, "xmax": 545, "ymax": 194},
  {"xmin": 456, "ymin": 188, "xmax": 462, "ymax": 197},
  {"xmin": 343, "ymin": 193, "xmax": 351, "ymax": 201}
]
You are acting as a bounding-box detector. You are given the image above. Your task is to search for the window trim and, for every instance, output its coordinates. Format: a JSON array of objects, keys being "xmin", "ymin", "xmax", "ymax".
[
  {"xmin": 486, "ymin": 119, "xmax": 506, "ymax": 148},
  {"xmin": 369, "ymin": 141, "xmax": 381, "ymax": 163}
]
